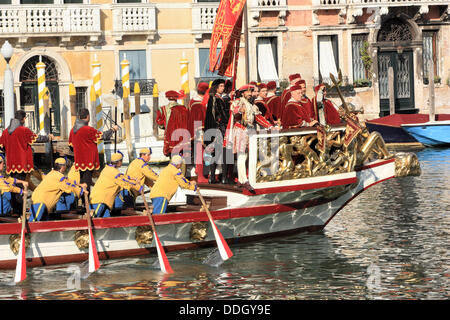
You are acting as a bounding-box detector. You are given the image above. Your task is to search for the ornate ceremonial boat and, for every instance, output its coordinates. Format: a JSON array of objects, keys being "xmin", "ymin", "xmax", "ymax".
[{"xmin": 0, "ymin": 123, "xmax": 420, "ymax": 270}]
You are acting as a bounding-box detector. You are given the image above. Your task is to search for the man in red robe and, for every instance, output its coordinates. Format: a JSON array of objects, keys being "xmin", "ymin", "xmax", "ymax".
[
  {"xmin": 156, "ymin": 90, "xmax": 190, "ymax": 158},
  {"xmin": 69, "ymin": 108, "xmax": 118, "ymax": 188},
  {"xmin": 281, "ymin": 85, "xmax": 318, "ymax": 129},
  {"xmin": 0, "ymin": 110, "xmax": 53, "ymax": 212},
  {"xmin": 311, "ymin": 84, "xmax": 343, "ymax": 125},
  {"xmin": 298, "ymin": 79, "xmax": 315, "ymax": 121},
  {"xmin": 266, "ymin": 81, "xmax": 282, "ymax": 122},
  {"xmin": 188, "ymin": 82, "xmax": 209, "ymax": 183},
  {"xmin": 281, "ymin": 73, "xmax": 301, "ymax": 110},
  {"xmin": 254, "ymin": 83, "xmax": 275, "ymax": 125}
]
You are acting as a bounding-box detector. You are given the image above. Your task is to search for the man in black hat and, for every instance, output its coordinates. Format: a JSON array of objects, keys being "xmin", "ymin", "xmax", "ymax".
[{"xmin": 204, "ymin": 79, "xmax": 234, "ymax": 184}]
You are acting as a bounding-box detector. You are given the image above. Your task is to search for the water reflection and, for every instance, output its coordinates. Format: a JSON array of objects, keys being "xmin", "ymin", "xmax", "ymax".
[{"xmin": 0, "ymin": 149, "xmax": 448, "ymax": 300}]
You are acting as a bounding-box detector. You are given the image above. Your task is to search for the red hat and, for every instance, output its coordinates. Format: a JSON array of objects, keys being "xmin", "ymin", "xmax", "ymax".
[
  {"xmin": 197, "ymin": 82, "xmax": 209, "ymax": 93},
  {"xmin": 290, "ymin": 85, "xmax": 302, "ymax": 92},
  {"xmin": 258, "ymin": 83, "xmax": 267, "ymax": 90},
  {"xmin": 289, "ymin": 73, "xmax": 301, "ymax": 82},
  {"xmin": 294, "ymin": 79, "xmax": 306, "ymax": 86},
  {"xmin": 314, "ymin": 83, "xmax": 326, "ymax": 93},
  {"xmin": 238, "ymin": 84, "xmax": 255, "ymax": 92},
  {"xmin": 249, "ymin": 81, "xmax": 257, "ymax": 86},
  {"xmin": 267, "ymin": 81, "xmax": 277, "ymax": 90},
  {"xmin": 165, "ymin": 90, "xmax": 185, "ymax": 100}
]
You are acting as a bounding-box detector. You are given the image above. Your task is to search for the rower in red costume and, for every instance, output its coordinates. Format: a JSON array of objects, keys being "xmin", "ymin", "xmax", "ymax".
[
  {"xmin": 265, "ymin": 81, "xmax": 282, "ymax": 122},
  {"xmin": 311, "ymin": 84, "xmax": 343, "ymax": 125},
  {"xmin": 281, "ymin": 84, "xmax": 318, "ymax": 129},
  {"xmin": 156, "ymin": 90, "xmax": 190, "ymax": 157},
  {"xmin": 188, "ymin": 82, "xmax": 209, "ymax": 183}
]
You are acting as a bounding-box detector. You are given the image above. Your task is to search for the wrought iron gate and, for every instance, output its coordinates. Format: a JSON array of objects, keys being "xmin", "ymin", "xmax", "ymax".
[{"xmin": 378, "ymin": 50, "xmax": 415, "ymax": 117}]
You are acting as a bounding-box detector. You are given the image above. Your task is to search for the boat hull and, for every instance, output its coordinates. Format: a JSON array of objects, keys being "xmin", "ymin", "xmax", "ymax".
[
  {"xmin": 401, "ymin": 121, "xmax": 450, "ymax": 147},
  {"xmin": 0, "ymin": 159, "xmax": 396, "ymax": 270}
]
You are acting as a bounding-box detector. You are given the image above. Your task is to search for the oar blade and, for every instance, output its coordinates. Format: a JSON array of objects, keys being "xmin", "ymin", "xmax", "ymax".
[
  {"xmin": 209, "ymin": 218, "xmax": 233, "ymax": 261},
  {"xmin": 88, "ymin": 227, "xmax": 100, "ymax": 273},
  {"xmin": 153, "ymin": 231, "xmax": 173, "ymax": 274},
  {"xmin": 14, "ymin": 229, "xmax": 27, "ymax": 283}
]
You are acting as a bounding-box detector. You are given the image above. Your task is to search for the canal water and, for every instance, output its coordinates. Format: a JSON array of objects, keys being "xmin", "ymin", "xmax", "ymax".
[{"xmin": 0, "ymin": 148, "xmax": 448, "ymax": 300}]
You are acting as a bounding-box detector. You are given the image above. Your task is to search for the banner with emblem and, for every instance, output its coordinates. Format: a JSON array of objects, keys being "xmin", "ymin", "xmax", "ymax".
[
  {"xmin": 343, "ymin": 117, "xmax": 362, "ymax": 148},
  {"xmin": 209, "ymin": 0, "xmax": 246, "ymax": 78}
]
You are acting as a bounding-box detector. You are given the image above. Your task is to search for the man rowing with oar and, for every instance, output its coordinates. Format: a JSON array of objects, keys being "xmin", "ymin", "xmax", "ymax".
[
  {"xmin": 29, "ymin": 158, "xmax": 87, "ymax": 222},
  {"xmin": 0, "ymin": 154, "xmax": 28, "ymax": 216},
  {"xmin": 114, "ymin": 147, "xmax": 159, "ymax": 210},
  {"xmin": 149, "ymin": 155, "xmax": 197, "ymax": 214},
  {"xmin": 89, "ymin": 152, "xmax": 142, "ymax": 218}
]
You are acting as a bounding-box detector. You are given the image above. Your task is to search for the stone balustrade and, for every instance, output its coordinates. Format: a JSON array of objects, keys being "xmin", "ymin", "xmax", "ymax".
[
  {"xmin": 0, "ymin": 5, "xmax": 101, "ymax": 45},
  {"xmin": 111, "ymin": 3, "xmax": 157, "ymax": 43}
]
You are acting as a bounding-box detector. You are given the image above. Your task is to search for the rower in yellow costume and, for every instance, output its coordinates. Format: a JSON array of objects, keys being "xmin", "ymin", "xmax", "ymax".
[
  {"xmin": 90, "ymin": 152, "xmax": 142, "ymax": 218},
  {"xmin": 30, "ymin": 158, "xmax": 87, "ymax": 222},
  {"xmin": 0, "ymin": 153, "xmax": 28, "ymax": 216},
  {"xmin": 149, "ymin": 155, "xmax": 197, "ymax": 214},
  {"xmin": 114, "ymin": 148, "xmax": 159, "ymax": 210}
]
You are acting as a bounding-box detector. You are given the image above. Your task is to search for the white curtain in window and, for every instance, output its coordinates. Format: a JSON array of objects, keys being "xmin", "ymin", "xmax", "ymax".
[
  {"xmin": 319, "ymin": 36, "xmax": 338, "ymax": 83},
  {"xmin": 257, "ymin": 38, "xmax": 278, "ymax": 82}
]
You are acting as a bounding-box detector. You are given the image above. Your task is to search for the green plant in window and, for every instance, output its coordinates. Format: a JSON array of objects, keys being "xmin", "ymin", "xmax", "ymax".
[{"xmin": 360, "ymin": 41, "xmax": 373, "ymax": 75}]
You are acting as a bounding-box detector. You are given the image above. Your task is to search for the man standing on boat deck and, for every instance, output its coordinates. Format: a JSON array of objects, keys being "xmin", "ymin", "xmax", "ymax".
[
  {"xmin": 156, "ymin": 90, "xmax": 190, "ymax": 158},
  {"xmin": 0, "ymin": 110, "xmax": 53, "ymax": 213},
  {"xmin": 311, "ymin": 84, "xmax": 343, "ymax": 125},
  {"xmin": 188, "ymin": 82, "xmax": 209, "ymax": 183},
  {"xmin": 281, "ymin": 84, "xmax": 318, "ymax": 129},
  {"xmin": 280, "ymin": 73, "xmax": 302, "ymax": 111},
  {"xmin": 29, "ymin": 158, "xmax": 87, "ymax": 222},
  {"xmin": 89, "ymin": 152, "xmax": 142, "ymax": 218},
  {"xmin": 266, "ymin": 81, "xmax": 282, "ymax": 122},
  {"xmin": 114, "ymin": 148, "xmax": 159, "ymax": 210},
  {"xmin": 69, "ymin": 108, "xmax": 119, "ymax": 189},
  {"xmin": 0, "ymin": 154, "xmax": 28, "ymax": 216},
  {"xmin": 149, "ymin": 155, "xmax": 197, "ymax": 214},
  {"xmin": 227, "ymin": 84, "xmax": 273, "ymax": 192}
]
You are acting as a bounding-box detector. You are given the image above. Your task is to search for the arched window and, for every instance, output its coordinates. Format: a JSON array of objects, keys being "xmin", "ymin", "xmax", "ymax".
[{"xmin": 19, "ymin": 56, "xmax": 59, "ymax": 83}]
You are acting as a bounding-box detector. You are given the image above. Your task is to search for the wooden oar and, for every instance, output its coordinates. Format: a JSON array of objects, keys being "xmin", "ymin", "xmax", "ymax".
[
  {"xmin": 140, "ymin": 190, "xmax": 173, "ymax": 274},
  {"xmin": 84, "ymin": 193, "xmax": 100, "ymax": 273},
  {"xmin": 14, "ymin": 186, "xmax": 28, "ymax": 283},
  {"xmin": 197, "ymin": 188, "xmax": 233, "ymax": 261}
]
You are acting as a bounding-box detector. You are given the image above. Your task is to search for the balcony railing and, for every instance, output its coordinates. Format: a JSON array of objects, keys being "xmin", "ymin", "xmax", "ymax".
[
  {"xmin": 0, "ymin": 5, "xmax": 101, "ymax": 43},
  {"xmin": 313, "ymin": 0, "xmax": 449, "ymax": 8},
  {"xmin": 114, "ymin": 79, "xmax": 156, "ymax": 98},
  {"xmin": 112, "ymin": 3, "xmax": 157, "ymax": 43},
  {"xmin": 192, "ymin": 3, "xmax": 219, "ymax": 34}
]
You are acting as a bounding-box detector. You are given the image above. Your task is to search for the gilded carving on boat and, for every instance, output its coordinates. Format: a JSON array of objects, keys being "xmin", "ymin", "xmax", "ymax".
[
  {"xmin": 74, "ymin": 230, "xmax": 89, "ymax": 249},
  {"xmin": 135, "ymin": 225, "xmax": 153, "ymax": 245},
  {"xmin": 190, "ymin": 221, "xmax": 208, "ymax": 242},
  {"xmin": 9, "ymin": 233, "xmax": 31, "ymax": 255},
  {"xmin": 394, "ymin": 152, "xmax": 421, "ymax": 177}
]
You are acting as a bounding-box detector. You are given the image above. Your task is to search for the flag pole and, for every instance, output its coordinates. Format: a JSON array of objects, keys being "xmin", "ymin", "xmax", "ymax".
[{"xmin": 243, "ymin": 2, "xmax": 250, "ymax": 84}]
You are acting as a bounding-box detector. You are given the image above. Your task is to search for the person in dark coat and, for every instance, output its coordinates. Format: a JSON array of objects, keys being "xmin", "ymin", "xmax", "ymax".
[{"xmin": 203, "ymin": 78, "xmax": 233, "ymax": 184}]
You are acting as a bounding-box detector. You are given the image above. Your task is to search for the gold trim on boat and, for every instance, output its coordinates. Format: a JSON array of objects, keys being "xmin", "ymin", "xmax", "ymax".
[{"xmin": 9, "ymin": 233, "xmax": 31, "ymax": 255}]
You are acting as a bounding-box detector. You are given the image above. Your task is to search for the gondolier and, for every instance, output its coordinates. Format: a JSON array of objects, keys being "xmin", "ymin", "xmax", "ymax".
[
  {"xmin": 29, "ymin": 158, "xmax": 87, "ymax": 222},
  {"xmin": 0, "ymin": 154, "xmax": 28, "ymax": 216},
  {"xmin": 114, "ymin": 148, "xmax": 159, "ymax": 210},
  {"xmin": 149, "ymin": 155, "xmax": 197, "ymax": 214},
  {"xmin": 156, "ymin": 90, "xmax": 190, "ymax": 158},
  {"xmin": 68, "ymin": 108, "xmax": 119, "ymax": 188},
  {"xmin": 89, "ymin": 152, "xmax": 142, "ymax": 218}
]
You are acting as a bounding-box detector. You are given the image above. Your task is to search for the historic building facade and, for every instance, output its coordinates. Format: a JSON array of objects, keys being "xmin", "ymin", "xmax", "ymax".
[{"xmin": 1, "ymin": 0, "xmax": 450, "ymax": 140}]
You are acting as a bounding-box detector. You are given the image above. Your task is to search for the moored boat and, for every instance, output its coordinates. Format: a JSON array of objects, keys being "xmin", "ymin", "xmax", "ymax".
[
  {"xmin": 401, "ymin": 120, "xmax": 450, "ymax": 147},
  {"xmin": 0, "ymin": 126, "xmax": 421, "ymax": 270}
]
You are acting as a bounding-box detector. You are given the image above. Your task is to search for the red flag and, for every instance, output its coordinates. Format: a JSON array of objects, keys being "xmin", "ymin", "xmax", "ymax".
[
  {"xmin": 209, "ymin": 0, "xmax": 246, "ymax": 78},
  {"xmin": 343, "ymin": 118, "xmax": 362, "ymax": 148}
]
